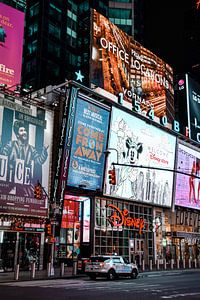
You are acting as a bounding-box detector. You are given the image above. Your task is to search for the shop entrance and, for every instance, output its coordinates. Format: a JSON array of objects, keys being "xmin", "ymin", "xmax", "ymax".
[
  {"xmin": 0, "ymin": 231, "xmax": 43, "ymax": 272},
  {"xmin": 129, "ymin": 238, "xmax": 144, "ymax": 267}
]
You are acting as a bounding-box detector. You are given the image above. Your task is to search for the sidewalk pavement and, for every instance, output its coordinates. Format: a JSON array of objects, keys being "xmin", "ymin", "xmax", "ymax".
[{"xmin": 0, "ymin": 267, "xmax": 200, "ymax": 283}]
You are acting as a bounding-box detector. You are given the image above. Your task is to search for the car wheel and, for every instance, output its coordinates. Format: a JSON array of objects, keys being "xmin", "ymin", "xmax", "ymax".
[
  {"xmin": 107, "ymin": 269, "xmax": 116, "ymax": 280},
  {"xmin": 131, "ymin": 269, "xmax": 138, "ymax": 279},
  {"xmin": 89, "ymin": 274, "xmax": 96, "ymax": 280}
]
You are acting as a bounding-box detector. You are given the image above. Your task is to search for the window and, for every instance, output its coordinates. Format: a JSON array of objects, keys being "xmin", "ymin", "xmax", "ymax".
[
  {"xmin": 28, "ymin": 22, "xmax": 38, "ymax": 36},
  {"xmin": 49, "ymin": 3, "xmax": 61, "ymax": 21},
  {"xmin": 49, "ymin": 22, "xmax": 61, "ymax": 39},
  {"xmin": 28, "ymin": 40, "xmax": 37, "ymax": 54},
  {"xmin": 30, "ymin": 3, "xmax": 39, "ymax": 17},
  {"xmin": 47, "ymin": 41, "xmax": 60, "ymax": 57}
]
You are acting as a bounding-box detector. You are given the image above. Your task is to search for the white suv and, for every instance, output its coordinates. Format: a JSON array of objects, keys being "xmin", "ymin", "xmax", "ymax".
[{"xmin": 85, "ymin": 255, "xmax": 139, "ymax": 280}]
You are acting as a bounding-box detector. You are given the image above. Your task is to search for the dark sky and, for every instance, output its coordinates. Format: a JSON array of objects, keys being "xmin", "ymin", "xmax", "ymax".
[{"xmin": 142, "ymin": 0, "xmax": 198, "ymax": 76}]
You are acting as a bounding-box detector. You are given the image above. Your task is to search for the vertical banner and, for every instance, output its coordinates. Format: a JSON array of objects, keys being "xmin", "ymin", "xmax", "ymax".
[
  {"xmin": 0, "ymin": 3, "xmax": 24, "ymax": 88},
  {"xmin": 0, "ymin": 97, "xmax": 53, "ymax": 217},
  {"xmin": 66, "ymin": 95, "xmax": 110, "ymax": 190},
  {"xmin": 186, "ymin": 74, "xmax": 200, "ymax": 143}
]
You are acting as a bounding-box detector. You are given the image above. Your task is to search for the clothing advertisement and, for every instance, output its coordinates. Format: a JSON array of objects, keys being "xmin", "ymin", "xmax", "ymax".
[
  {"xmin": 175, "ymin": 142, "xmax": 200, "ymax": 210},
  {"xmin": 0, "ymin": 3, "xmax": 24, "ymax": 88},
  {"xmin": 104, "ymin": 107, "xmax": 176, "ymax": 207},
  {"xmin": 66, "ymin": 95, "xmax": 110, "ymax": 190},
  {"xmin": 0, "ymin": 98, "xmax": 53, "ymax": 217}
]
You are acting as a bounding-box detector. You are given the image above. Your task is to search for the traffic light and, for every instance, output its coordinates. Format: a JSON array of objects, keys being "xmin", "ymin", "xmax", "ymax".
[
  {"xmin": 34, "ymin": 183, "xmax": 43, "ymax": 199},
  {"xmin": 108, "ymin": 168, "xmax": 116, "ymax": 185},
  {"xmin": 46, "ymin": 223, "xmax": 52, "ymax": 236}
]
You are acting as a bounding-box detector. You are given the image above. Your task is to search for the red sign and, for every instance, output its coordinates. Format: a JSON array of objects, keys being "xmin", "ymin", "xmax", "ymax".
[
  {"xmin": 61, "ymin": 199, "xmax": 80, "ymax": 229},
  {"xmin": 107, "ymin": 204, "xmax": 145, "ymax": 234}
]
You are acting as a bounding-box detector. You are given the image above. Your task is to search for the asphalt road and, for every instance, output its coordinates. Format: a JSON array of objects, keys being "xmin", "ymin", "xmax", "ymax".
[{"xmin": 0, "ymin": 270, "xmax": 200, "ymax": 300}]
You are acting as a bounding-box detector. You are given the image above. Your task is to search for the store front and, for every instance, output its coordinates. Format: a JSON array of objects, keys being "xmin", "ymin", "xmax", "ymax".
[
  {"xmin": 0, "ymin": 216, "xmax": 45, "ymax": 272},
  {"xmin": 93, "ymin": 197, "xmax": 154, "ymax": 266},
  {"xmin": 165, "ymin": 208, "xmax": 200, "ymax": 264}
]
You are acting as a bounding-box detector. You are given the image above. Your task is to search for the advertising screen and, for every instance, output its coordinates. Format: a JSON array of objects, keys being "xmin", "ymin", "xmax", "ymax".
[
  {"xmin": 104, "ymin": 107, "xmax": 176, "ymax": 207},
  {"xmin": 186, "ymin": 74, "xmax": 200, "ymax": 143},
  {"xmin": 91, "ymin": 9, "xmax": 174, "ymax": 122},
  {"xmin": 66, "ymin": 95, "xmax": 110, "ymax": 190},
  {"xmin": 0, "ymin": 3, "xmax": 24, "ymax": 88},
  {"xmin": 175, "ymin": 142, "xmax": 200, "ymax": 210},
  {"xmin": 0, "ymin": 97, "xmax": 53, "ymax": 217}
]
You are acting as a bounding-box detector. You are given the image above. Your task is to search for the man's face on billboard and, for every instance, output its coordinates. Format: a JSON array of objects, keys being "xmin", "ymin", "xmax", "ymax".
[{"xmin": 18, "ymin": 126, "xmax": 28, "ymax": 142}]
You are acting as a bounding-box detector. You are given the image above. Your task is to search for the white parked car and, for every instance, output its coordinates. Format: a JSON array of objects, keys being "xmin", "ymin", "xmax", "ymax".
[{"xmin": 85, "ymin": 255, "xmax": 139, "ymax": 280}]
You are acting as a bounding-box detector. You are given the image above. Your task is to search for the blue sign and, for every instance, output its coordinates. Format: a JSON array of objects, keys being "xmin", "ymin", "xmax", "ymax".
[{"xmin": 67, "ymin": 97, "xmax": 110, "ymax": 190}]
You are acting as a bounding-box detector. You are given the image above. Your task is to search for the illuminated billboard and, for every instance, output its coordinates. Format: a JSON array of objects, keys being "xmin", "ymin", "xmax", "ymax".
[
  {"xmin": 66, "ymin": 94, "xmax": 110, "ymax": 190},
  {"xmin": 0, "ymin": 3, "xmax": 24, "ymax": 89},
  {"xmin": 91, "ymin": 9, "xmax": 174, "ymax": 122},
  {"xmin": 175, "ymin": 142, "xmax": 200, "ymax": 210},
  {"xmin": 0, "ymin": 97, "xmax": 53, "ymax": 217},
  {"xmin": 104, "ymin": 107, "xmax": 176, "ymax": 207}
]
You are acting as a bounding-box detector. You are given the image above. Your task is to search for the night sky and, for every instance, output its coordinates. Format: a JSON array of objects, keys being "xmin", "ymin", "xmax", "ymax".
[{"xmin": 143, "ymin": 0, "xmax": 199, "ymax": 78}]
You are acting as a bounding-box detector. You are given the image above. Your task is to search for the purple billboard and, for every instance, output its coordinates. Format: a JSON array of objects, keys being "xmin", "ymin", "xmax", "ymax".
[
  {"xmin": 0, "ymin": 97, "xmax": 53, "ymax": 217},
  {"xmin": 0, "ymin": 3, "xmax": 24, "ymax": 89},
  {"xmin": 175, "ymin": 142, "xmax": 200, "ymax": 210}
]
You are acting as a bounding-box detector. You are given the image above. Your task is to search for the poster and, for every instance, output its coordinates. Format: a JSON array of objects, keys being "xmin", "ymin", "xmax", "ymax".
[
  {"xmin": 0, "ymin": 3, "xmax": 24, "ymax": 88},
  {"xmin": 104, "ymin": 107, "xmax": 176, "ymax": 207},
  {"xmin": 175, "ymin": 142, "xmax": 200, "ymax": 210},
  {"xmin": 0, "ymin": 97, "xmax": 53, "ymax": 217},
  {"xmin": 67, "ymin": 96, "xmax": 110, "ymax": 190}
]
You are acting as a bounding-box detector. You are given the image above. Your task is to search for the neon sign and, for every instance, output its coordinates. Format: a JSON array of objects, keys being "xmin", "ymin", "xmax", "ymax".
[{"xmin": 107, "ymin": 204, "xmax": 144, "ymax": 234}]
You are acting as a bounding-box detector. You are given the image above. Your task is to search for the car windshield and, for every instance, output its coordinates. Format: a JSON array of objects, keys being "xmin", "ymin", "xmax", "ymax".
[{"xmin": 90, "ymin": 256, "xmax": 110, "ymax": 262}]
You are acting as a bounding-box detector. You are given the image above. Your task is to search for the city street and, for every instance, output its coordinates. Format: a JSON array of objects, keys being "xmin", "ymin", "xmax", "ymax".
[{"xmin": 0, "ymin": 270, "xmax": 200, "ymax": 300}]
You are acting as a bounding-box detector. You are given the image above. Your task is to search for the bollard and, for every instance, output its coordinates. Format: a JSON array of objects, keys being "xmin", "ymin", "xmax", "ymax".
[
  {"xmin": 189, "ymin": 258, "xmax": 191, "ymax": 269},
  {"xmin": 47, "ymin": 262, "xmax": 51, "ymax": 277},
  {"xmin": 60, "ymin": 262, "xmax": 65, "ymax": 277},
  {"xmin": 149, "ymin": 259, "xmax": 152, "ymax": 271},
  {"xmin": 170, "ymin": 259, "xmax": 174, "ymax": 269},
  {"xmin": 177, "ymin": 258, "xmax": 180, "ymax": 269},
  {"xmin": 142, "ymin": 259, "xmax": 145, "ymax": 272},
  {"xmin": 194, "ymin": 258, "xmax": 197, "ymax": 268},
  {"xmin": 73, "ymin": 261, "xmax": 77, "ymax": 275},
  {"xmin": 30, "ymin": 262, "xmax": 36, "ymax": 279},
  {"xmin": 156, "ymin": 259, "xmax": 159, "ymax": 270},
  {"xmin": 183, "ymin": 258, "xmax": 186, "ymax": 269},
  {"xmin": 164, "ymin": 259, "xmax": 167, "ymax": 270},
  {"xmin": 14, "ymin": 264, "xmax": 19, "ymax": 280}
]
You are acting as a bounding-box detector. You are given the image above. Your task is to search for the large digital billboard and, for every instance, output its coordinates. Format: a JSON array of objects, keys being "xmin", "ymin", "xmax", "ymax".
[
  {"xmin": 175, "ymin": 142, "xmax": 200, "ymax": 210},
  {"xmin": 0, "ymin": 96, "xmax": 53, "ymax": 217},
  {"xmin": 0, "ymin": 3, "xmax": 24, "ymax": 89},
  {"xmin": 91, "ymin": 9, "xmax": 174, "ymax": 122},
  {"xmin": 66, "ymin": 95, "xmax": 110, "ymax": 190},
  {"xmin": 104, "ymin": 107, "xmax": 176, "ymax": 207}
]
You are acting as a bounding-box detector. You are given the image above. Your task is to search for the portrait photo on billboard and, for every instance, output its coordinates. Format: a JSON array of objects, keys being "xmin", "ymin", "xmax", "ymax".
[
  {"xmin": 0, "ymin": 3, "xmax": 24, "ymax": 88},
  {"xmin": 175, "ymin": 142, "xmax": 200, "ymax": 210},
  {"xmin": 66, "ymin": 95, "xmax": 110, "ymax": 190},
  {"xmin": 90, "ymin": 9, "xmax": 174, "ymax": 122},
  {"xmin": 0, "ymin": 98, "xmax": 53, "ymax": 217},
  {"xmin": 104, "ymin": 107, "xmax": 176, "ymax": 207}
]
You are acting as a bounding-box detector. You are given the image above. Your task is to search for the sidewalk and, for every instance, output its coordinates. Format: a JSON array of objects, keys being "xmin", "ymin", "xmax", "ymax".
[{"xmin": 0, "ymin": 267, "xmax": 200, "ymax": 283}]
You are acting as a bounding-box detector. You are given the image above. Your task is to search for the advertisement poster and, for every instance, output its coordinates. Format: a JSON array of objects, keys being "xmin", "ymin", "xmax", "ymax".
[
  {"xmin": 0, "ymin": 3, "xmax": 24, "ymax": 88},
  {"xmin": 104, "ymin": 107, "xmax": 176, "ymax": 207},
  {"xmin": 175, "ymin": 142, "xmax": 200, "ymax": 210},
  {"xmin": 91, "ymin": 10, "xmax": 174, "ymax": 122},
  {"xmin": 186, "ymin": 74, "xmax": 200, "ymax": 143},
  {"xmin": 0, "ymin": 97, "xmax": 53, "ymax": 217},
  {"xmin": 67, "ymin": 96, "xmax": 110, "ymax": 190}
]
